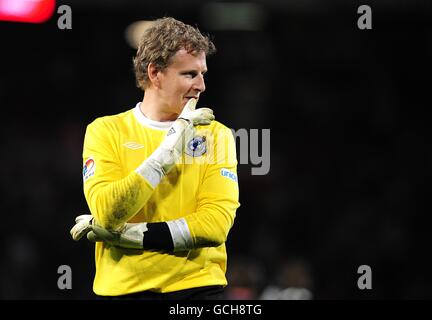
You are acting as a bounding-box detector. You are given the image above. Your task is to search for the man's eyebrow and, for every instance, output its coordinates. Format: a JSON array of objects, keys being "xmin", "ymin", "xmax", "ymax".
[{"xmin": 180, "ymin": 69, "xmax": 208, "ymax": 74}]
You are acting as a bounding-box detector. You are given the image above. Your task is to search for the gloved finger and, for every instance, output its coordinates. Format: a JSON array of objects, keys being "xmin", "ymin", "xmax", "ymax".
[
  {"xmin": 75, "ymin": 214, "xmax": 92, "ymax": 224},
  {"xmin": 196, "ymin": 114, "xmax": 215, "ymax": 125},
  {"xmin": 200, "ymin": 113, "xmax": 215, "ymax": 121},
  {"xmin": 87, "ymin": 231, "xmax": 103, "ymax": 242},
  {"xmin": 179, "ymin": 98, "xmax": 198, "ymax": 117},
  {"xmin": 184, "ymin": 98, "xmax": 197, "ymax": 111},
  {"xmin": 197, "ymin": 111, "xmax": 214, "ymax": 121},
  {"xmin": 70, "ymin": 223, "xmax": 90, "ymax": 241},
  {"xmin": 91, "ymin": 224, "xmax": 118, "ymax": 242},
  {"xmin": 197, "ymin": 120, "xmax": 212, "ymax": 125},
  {"xmin": 197, "ymin": 107, "xmax": 213, "ymax": 114},
  {"xmin": 70, "ymin": 225, "xmax": 80, "ymax": 240}
]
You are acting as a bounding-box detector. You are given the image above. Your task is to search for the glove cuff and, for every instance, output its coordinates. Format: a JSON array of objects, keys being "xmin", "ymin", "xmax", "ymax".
[
  {"xmin": 166, "ymin": 218, "xmax": 193, "ymax": 252},
  {"xmin": 135, "ymin": 158, "xmax": 165, "ymax": 188},
  {"xmin": 177, "ymin": 117, "xmax": 191, "ymax": 124}
]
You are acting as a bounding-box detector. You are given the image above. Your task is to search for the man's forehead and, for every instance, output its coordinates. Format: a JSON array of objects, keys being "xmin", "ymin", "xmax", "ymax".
[{"xmin": 169, "ymin": 49, "xmax": 207, "ymax": 69}]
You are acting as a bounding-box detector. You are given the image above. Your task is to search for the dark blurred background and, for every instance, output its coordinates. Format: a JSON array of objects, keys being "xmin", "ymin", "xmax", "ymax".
[{"xmin": 0, "ymin": 0, "xmax": 430, "ymax": 299}]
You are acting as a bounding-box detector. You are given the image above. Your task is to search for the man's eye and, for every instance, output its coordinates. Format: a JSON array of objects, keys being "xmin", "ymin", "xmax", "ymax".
[
  {"xmin": 182, "ymin": 71, "xmax": 206, "ymax": 78},
  {"xmin": 182, "ymin": 72, "xmax": 199, "ymax": 78}
]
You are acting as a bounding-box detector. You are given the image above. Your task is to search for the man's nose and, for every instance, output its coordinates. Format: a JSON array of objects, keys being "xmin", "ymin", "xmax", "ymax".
[{"xmin": 193, "ymin": 74, "xmax": 206, "ymax": 93}]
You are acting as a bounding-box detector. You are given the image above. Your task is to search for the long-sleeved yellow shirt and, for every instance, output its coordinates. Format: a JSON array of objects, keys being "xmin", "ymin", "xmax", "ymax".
[{"xmin": 82, "ymin": 103, "xmax": 240, "ymax": 296}]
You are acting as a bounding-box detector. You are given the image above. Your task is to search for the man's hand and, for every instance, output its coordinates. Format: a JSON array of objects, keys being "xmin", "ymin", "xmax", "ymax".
[
  {"xmin": 87, "ymin": 223, "xmax": 147, "ymax": 249},
  {"xmin": 70, "ymin": 214, "xmax": 146, "ymax": 249},
  {"xmin": 135, "ymin": 98, "xmax": 214, "ymax": 187},
  {"xmin": 177, "ymin": 98, "xmax": 214, "ymax": 125},
  {"xmin": 70, "ymin": 214, "xmax": 94, "ymax": 241}
]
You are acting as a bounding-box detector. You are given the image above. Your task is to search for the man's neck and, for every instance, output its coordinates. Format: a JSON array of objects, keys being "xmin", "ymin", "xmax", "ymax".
[{"xmin": 139, "ymin": 93, "xmax": 178, "ymax": 122}]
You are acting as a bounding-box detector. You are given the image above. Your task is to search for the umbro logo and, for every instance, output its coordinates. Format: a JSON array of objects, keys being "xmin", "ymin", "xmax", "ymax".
[
  {"xmin": 167, "ymin": 127, "xmax": 176, "ymax": 136},
  {"xmin": 123, "ymin": 142, "xmax": 144, "ymax": 150}
]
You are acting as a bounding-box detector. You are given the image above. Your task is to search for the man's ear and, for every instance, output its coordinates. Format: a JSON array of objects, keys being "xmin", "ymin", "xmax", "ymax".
[{"xmin": 147, "ymin": 63, "xmax": 161, "ymax": 88}]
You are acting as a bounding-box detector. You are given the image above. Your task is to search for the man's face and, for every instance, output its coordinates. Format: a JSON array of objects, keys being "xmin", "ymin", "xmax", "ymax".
[{"xmin": 157, "ymin": 49, "xmax": 207, "ymax": 115}]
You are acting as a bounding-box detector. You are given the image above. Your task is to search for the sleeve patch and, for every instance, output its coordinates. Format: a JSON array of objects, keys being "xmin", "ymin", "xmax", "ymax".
[
  {"xmin": 220, "ymin": 168, "xmax": 238, "ymax": 182},
  {"xmin": 83, "ymin": 157, "xmax": 96, "ymax": 182}
]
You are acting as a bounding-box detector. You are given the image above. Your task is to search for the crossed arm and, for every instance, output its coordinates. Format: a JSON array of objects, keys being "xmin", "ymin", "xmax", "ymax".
[{"xmin": 74, "ymin": 100, "xmax": 239, "ymax": 252}]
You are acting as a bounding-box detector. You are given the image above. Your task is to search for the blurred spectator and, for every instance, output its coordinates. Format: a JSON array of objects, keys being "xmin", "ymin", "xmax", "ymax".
[
  {"xmin": 259, "ymin": 258, "xmax": 313, "ymax": 300},
  {"xmin": 225, "ymin": 256, "xmax": 266, "ymax": 300}
]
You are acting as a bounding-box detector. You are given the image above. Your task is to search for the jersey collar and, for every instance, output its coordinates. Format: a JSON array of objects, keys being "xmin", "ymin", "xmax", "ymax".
[{"xmin": 133, "ymin": 102, "xmax": 174, "ymax": 130}]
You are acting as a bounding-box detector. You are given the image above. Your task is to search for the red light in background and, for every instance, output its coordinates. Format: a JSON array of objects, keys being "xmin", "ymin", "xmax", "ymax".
[{"xmin": 0, "ymin": 0, "xmax": 56, "ymax": 23}]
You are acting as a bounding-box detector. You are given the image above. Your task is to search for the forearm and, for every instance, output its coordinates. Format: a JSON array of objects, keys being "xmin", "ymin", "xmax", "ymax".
[
  {"xmin": 142, "ymin": 202, "xmax": 236, "ymax": 252},
  {"xmin": 86, "ymin": 206, "xmax": 235, "ymax": 252},
  {"xmin": 86, "ymin": 171, "xmax": 154, "ymax": 230},
  {"xmin": 144, "ymin": 179, "xmax": 238, "ymax": 251},
  {"xmin": 87, "ymin": 118, "xmax": 194, "ymax": 230},
  {"xmin": 85, "ymin": 121, "xmax": 188, "ymax": 230},
  {"xmin": 184, "ymin": 199, "xmax": 237, "ymax": 249}
]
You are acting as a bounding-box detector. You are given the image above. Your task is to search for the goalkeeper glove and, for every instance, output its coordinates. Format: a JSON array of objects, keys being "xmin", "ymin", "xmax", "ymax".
[
  {"xmin": 87, "ymin": 223, "xmax": 146, "ymax": 249},
  {"xmin": 70, "ymin": 214, "xmax": 94, "ymax": 241},
  {"xmin": 70, "ymin": 214, "xmax": 146, "ymax": 249},
  {"xmin": 135, "ymin": 98, "xmax": 214, "ymax": 187}
]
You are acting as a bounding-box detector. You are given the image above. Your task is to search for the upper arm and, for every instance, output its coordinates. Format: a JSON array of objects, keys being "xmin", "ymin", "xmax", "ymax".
[{"xmin": 185, "ymin": 126, "xmax": 240, "ymax": 247}]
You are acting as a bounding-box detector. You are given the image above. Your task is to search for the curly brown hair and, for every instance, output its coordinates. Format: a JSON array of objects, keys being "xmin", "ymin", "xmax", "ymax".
[{"xmin": 133, "ymin": 17, "xmax": 216, "ymax": 91}]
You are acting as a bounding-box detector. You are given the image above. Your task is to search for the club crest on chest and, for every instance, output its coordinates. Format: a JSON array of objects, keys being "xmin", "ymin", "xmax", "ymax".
[{"xmin": 185, "ymin": 136, "xmax": 207, "ymax": 157}]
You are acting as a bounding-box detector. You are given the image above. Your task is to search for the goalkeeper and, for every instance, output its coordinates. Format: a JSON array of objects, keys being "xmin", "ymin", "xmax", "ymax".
[{"xmin": 71, "ymin": 17, "xmax": 240, "ymax": 299}]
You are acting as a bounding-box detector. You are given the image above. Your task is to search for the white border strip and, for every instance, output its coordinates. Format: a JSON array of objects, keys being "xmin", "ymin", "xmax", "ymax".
[{"xmin": 166, "ymin": 218, "xmax": 193, "ymax": 251}]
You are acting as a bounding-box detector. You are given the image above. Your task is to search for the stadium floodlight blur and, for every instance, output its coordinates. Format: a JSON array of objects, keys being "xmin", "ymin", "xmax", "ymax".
[
  {"xmin": 122, "ymin": 2, "xmax": 268, "ymax": 49},
  {"xmin": 0, "ymin": 0, "xmax": 56, "ymax": 23},
  {"xmin": 200, "ymin": 2, "xmax": 266, "ymax": 31},
  {"xmin": 125, "ymin": 20, "xmax": 155, "ymax": 49}
]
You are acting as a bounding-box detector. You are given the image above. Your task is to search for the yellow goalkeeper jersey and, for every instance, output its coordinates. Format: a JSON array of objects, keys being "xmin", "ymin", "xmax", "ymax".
[{"xmin": 82, "ymin": 103, "xmax": 240, "ymax": 296}]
